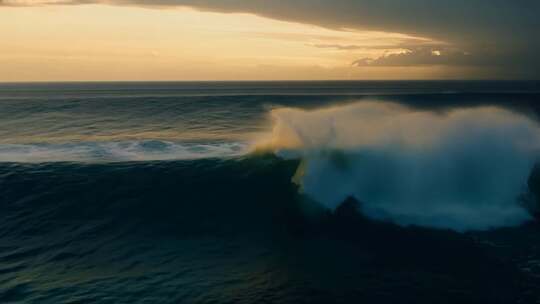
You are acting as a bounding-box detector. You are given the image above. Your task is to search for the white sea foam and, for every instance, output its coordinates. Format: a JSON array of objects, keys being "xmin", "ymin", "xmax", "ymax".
[
  {"xmin": 0, "ymin": 141, "xmax": 248, "ymax": 163},
  {"xmin": 266, "ymin": 101, "xmax": 540, "ymax": 231}
]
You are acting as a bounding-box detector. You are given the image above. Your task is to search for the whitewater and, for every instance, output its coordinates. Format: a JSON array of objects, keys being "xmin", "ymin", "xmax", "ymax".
[{"xmin": 264, "ymin": 101, "xmax": 540, "ymax": 231}]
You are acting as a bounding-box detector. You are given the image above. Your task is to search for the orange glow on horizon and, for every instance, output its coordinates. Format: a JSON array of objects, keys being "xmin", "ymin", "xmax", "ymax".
[{"xmin": 0, "ymin": 4, "xmax": 482, "ymax": 81}]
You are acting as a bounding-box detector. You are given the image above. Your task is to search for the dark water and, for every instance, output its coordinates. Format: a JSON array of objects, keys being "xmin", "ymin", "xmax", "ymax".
[{"xmin": 1, "ymin": 81, "xmax": 540, "ymax": 303}]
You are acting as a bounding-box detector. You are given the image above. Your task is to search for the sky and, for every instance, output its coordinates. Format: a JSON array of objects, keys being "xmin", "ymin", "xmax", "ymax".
[{"xmin": 1, "ymin": 0, "xmax": 539, "ymax": 81}]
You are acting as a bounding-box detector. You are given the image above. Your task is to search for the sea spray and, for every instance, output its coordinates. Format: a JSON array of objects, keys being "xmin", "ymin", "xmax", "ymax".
[{"xmin": 267, "ymin": 101, "xmax": 540, "ymax": 231}]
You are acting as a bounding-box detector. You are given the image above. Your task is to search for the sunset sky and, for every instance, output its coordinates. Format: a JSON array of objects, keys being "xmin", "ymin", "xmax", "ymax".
[{"xmin": 2, "ymin": 0, "xmax": 539, "ymax": 81}]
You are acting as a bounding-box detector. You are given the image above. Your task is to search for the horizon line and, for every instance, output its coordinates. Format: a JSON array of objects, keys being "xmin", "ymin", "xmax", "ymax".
[{"xmin": 1, "ymin": 79, "xmax": 539, "ymax": 85}]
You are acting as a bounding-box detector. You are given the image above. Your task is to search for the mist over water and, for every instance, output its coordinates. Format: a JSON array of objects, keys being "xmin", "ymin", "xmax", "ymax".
[{"xmin": 267, "ymin": 102, "xmax": 540, "ymax": 231}]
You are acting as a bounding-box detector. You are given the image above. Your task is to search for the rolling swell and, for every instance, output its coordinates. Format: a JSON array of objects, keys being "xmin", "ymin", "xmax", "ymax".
[
  {"xmin": 2, "ymin": 153, "xmax": 539, "ymax": 238},
  {"xmin": 0, "ymin": 156, "xmax": 304, "ymax": 302},
  {"xmin": 1, "ymin": 155, "xmax": 539, "ymax": 303},
  {"xmin": 0, "ymin": 155, "xmax": 301, "ymax": 238}
]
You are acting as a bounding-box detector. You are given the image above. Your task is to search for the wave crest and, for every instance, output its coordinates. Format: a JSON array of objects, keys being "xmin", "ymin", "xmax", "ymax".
[{"xmin": 266, "ymin": 101, "xmax": 540, "ymax": 231}]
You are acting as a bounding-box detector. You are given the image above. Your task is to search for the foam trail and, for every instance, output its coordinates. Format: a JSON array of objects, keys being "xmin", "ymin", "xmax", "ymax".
[
  {"xmin": 0, "ymin": 141, "xmax": 248, "ymax": 163},
  {"xmin": 266, "ymin": 101, "xmax": 540, "ymax": 231}
]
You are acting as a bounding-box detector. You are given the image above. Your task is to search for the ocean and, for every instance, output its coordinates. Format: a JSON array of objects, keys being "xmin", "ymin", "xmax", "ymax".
[{"xmin": 1, "ymin": 81, "xmax": 540, "ymax": 303}]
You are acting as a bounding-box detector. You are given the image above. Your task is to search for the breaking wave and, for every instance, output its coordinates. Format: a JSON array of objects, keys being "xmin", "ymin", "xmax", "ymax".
[
  {"xmin": 264, "ymin": 101, "xmax": 540, "ymax": 231},
  {"xmin": 3, "ymin": 100, "xmax": 540, "ymax": 232}
]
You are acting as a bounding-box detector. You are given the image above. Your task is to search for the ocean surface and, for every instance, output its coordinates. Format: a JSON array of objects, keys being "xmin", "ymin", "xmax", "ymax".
[{"xmin": 1, "ymin": 81, "xmax": 540, "ymax": 303}]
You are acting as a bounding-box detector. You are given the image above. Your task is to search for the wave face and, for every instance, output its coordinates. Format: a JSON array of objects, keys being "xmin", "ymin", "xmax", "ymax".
[{"xmin": 267, "ymin": 102, "xmax": 540, "ymax": 231}]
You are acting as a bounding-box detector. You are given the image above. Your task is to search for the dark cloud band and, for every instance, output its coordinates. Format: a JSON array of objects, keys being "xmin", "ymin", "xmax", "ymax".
[{"xmin": 3, "ymin": 0, "xmax": 539, "ymax": 78}]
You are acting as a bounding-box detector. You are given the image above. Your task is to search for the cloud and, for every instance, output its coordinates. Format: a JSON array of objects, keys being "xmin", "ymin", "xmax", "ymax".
[
  {"xmin": 37, "ymin": 1, "xmax": 540, "ymax": 43},
  {"xmin": 311, "ymin": 38, "xmax": 445, "ymax": 51},
  {"xmin": 312, "ymin": 44, "xmax": 365, "ymax": 51},
  {"xmin": 352, "ymin": 47, "xmax": 487, "ymax": 67},
  {"xmin": 3, "ymin": 0, "xmax": 540, "ymax": 77},
  {"xmin": 5, "ymin": 1, "xmax": 537, "ymax": 43}
]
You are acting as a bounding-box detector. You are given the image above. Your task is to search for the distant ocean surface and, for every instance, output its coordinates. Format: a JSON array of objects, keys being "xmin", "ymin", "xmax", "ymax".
[{"xmin": 1, "ymin": 81, "xmax": 540, "ymax": 303}]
